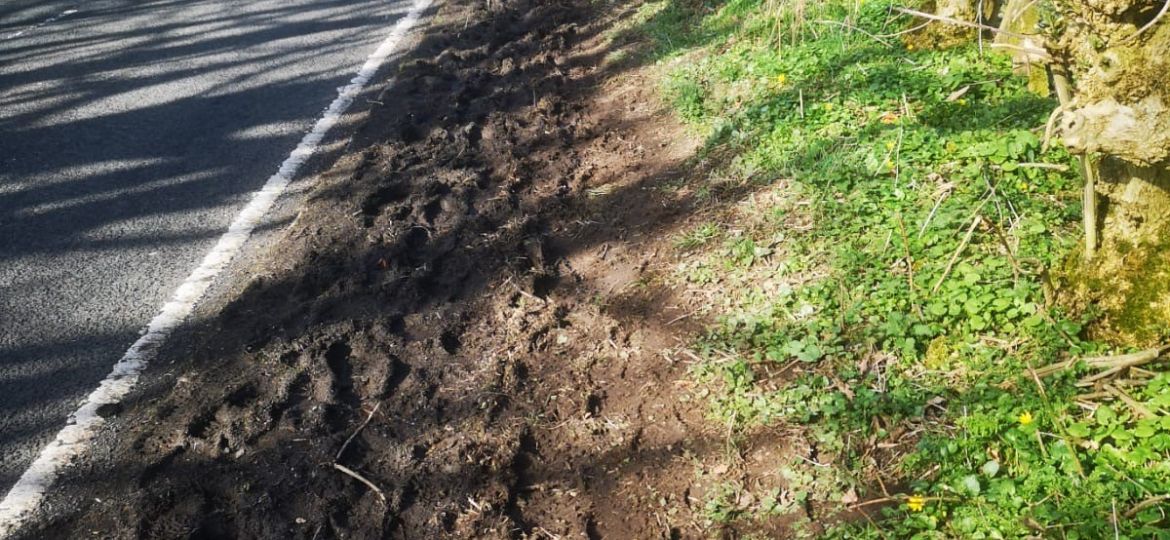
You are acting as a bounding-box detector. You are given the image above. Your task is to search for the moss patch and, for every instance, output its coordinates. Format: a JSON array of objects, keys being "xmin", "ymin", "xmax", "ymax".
[{"xmin": 1059, "ymin": 237, "xmax": 1170, "ymax": 346}]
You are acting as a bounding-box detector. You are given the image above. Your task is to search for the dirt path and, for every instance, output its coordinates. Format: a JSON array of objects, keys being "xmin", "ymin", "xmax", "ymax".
[{"xmin": 14, "ymin": 0, "xmax": 780, "ymax": 538}]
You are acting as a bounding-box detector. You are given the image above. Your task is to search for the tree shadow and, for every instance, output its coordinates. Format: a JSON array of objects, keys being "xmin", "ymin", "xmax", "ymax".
[{"xmin": 0, "ymin": 0, "xmax": 442, "ymax": 503}]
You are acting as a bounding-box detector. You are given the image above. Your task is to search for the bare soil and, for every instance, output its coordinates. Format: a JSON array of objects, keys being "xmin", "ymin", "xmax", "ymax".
[{"xmin": 23, "ymin": 0, "xmax": 807, "ymax": 538}]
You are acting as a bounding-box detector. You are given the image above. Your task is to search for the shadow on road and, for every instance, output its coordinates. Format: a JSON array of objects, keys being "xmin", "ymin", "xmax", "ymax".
[
  {"xmin": 6, "ymin": 0, "xmax": 795, "ymax": 537},
  {"xmin": 0, "ymin": 0, "xmax": 439, "ymax": 500}
]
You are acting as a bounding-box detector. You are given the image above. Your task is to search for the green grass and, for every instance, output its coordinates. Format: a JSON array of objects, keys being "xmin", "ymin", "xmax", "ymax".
[{"xmin": 633, "ymin": 0, "xmax": 1170, "ymax": 537}]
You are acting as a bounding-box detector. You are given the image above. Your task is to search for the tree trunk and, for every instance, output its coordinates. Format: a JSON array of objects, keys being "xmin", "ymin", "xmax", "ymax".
[
  {"xmin": 1050, "ymin": 0, "xmax": 1170, "ymax": 346},
  {"xmin": 1058, "ymin": 161, "xmax": 1170, "ymax": 346}
]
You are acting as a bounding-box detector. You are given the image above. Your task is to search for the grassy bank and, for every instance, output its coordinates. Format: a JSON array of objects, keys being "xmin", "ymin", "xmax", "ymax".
[{"xmin": 618, "ymin": 0, "xmax": 1170, "ymax": 536}]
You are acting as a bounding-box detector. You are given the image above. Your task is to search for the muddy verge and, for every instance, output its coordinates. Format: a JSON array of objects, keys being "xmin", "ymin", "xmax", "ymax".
[{"xmin": 17, "ymin": 0, "xmax": 768, "ymax": 538}]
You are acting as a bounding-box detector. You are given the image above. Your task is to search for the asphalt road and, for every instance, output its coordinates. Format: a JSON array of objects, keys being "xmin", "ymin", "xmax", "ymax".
[{"xmin": 0, "ymin": 0, "xmax": 418, "ymax": 503}]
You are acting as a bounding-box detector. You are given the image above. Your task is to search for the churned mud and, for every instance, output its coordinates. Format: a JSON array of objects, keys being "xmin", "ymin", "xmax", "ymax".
[{"xmin": 16, "ymin": 0, "xmax": 810, "ymax": 538}]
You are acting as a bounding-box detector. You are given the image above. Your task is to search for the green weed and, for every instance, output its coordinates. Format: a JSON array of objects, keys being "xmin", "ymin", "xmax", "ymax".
[{"xmin": 636, "ymin": 0, "xmax": 1170, "ymax": 536}]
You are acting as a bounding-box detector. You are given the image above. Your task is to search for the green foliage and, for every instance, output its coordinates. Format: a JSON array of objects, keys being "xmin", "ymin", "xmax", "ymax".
[{"xmin": 640, "ymin": 0, "xmax": 1170, "ymax": 536}]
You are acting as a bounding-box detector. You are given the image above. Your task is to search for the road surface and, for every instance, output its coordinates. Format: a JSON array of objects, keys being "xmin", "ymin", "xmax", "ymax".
[{"xmin": 0, "ymin": 0, "xmax": 424, "ymax": 524}]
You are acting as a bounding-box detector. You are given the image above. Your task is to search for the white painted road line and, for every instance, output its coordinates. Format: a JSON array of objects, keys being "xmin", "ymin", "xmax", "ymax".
[
  {"xmin": 0, "ymin": 0, "xmax": 432, "ymax": 534},
  {"xmin": 2, "ymin": 9, "xmax": 78, "ymax": 41}
]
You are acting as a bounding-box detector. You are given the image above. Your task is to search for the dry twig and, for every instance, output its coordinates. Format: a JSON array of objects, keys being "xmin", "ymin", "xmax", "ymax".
[
  {"xmin": 931, "ymin": 209, "xmax": 984, "ymax": 295},
  {"xmin": 336, "ymin": 403, "xmax": 381, "ymax": 461},
  {"xmin": 895, "ymin": 7, "xmax": 1030, "ymax": 39},
  {"xmin": 1125, "ymin": 495, "xmax": 1170, "ymax": 518},
  {"xmin": 333, "ymin": 463, "xmax": 388, "ymax": 503},
  {"xmin": 1104, "ymin": 384, "xmax": 1156, "ymax": 419}
]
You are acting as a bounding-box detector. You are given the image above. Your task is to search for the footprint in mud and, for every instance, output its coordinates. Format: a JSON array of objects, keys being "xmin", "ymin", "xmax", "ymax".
[
  {"xmin": 423, "ymin": 198, "xmax": 443, "ymax": 224},
  {"xmin": 361, "ymin": 183, "xmax": 410, "ymax": 225},
  {"xmin": 268, "ymin": 371, "xmax": 310, "ymax": 428},
  {"xmin": 137, "ymin": 447, "xmax": 185, "ymax": 488},
  {"xmin": 225, "ymin": 382, "xmax": 258, "ymax": 407},
  {"xmin": 380, "ymin": 355, "xmax": 412, "ymax": 398},
  {"xmin": 401, "ymin": 226, "xmax": 429, "ymax": 262},
  {"xmin": 440, "ymin": 329, "xmax": 462, "ymax": 355},
  {"xmin": 532, "ymin": 273, "xmax": 559, "ymax": 298},
  {"xmin": 185, "ymin": 408, "xmax": 216, "ymax": 440},
  {"xmin": 324, "ymin": 341, "xmax": 362, "ymax": 430}
]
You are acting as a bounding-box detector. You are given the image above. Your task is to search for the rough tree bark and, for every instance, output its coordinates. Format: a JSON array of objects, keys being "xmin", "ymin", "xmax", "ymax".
[{"xmin": 1047, "ymin": 0, "xmax": 1170, "ymax": 345}]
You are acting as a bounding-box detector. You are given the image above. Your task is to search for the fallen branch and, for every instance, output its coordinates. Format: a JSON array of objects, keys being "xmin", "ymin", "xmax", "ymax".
[
  {"xmin": 1084, "ymin": 346, "xmax": 1170, "ymax": 369},
  {"xmin": 1034, "ymin": 345, "xmax": 1170, "ymax": 378},
  {"xmin": 848, "ymin": 495, "xmax": 905, "ymax": 509},
  {"xmin": 1076, "ymin": 390, "xmax": 1112, "ymax": 401},
  {"xmin": 1076, "ymin": 364, "xmax": 1126, "ymax": 386},
  {"xmin": 1131, "ymin": 366, "xmax": 1159, "ymax": 379}
]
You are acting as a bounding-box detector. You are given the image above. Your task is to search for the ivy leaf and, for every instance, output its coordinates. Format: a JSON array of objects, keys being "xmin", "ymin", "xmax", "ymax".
[
  {"xmin": 1095, "ymin": 405, "xmax": 1117, "ymax": 425},
  {"xmin": 1066, "ymin": 422, "xmax": 1091, "ymax": 438},
  {"xmin": 959, "ymin": 474, "xmax": 982, "ymax": 496},
  {"xmin": 1133, "ymin": 423, "xmax": 1156, "ymax": 438},
  {"xmin": 969, "ymin": 315, "xmax": 987, "ymax": 331}
]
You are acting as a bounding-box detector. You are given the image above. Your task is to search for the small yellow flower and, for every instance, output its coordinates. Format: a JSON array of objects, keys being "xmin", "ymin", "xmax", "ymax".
[
  {"xmin": 1019, "ymin": 411, "xmax": 1034, "ymax": 425},
  {"xmin": 824, "ymin": 103, "xmax": 834, "ymax": 111},
  {"xmin": 957, "ymin": 98, "xmax": 968, "ymax": 106},
  {"xmin": 906, "ymin": 44, "xmax": 915, "ymax": 51},
  {"xmin": 885, "ymin": 141, "xmax": 896, "ymax": 151},
  {"xmin": 906, "ymin": 494, "xmax": 927, "ymax": 512},
  {"xmin": 775, "ymin": 74, "xmax": 788, "ymax": 85}
]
